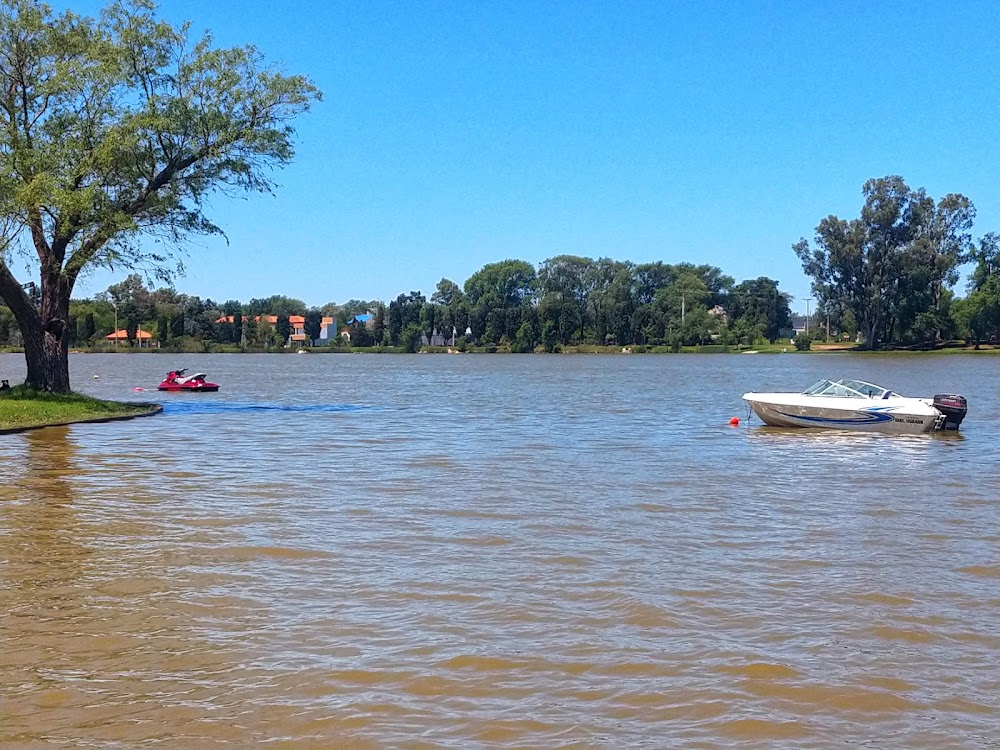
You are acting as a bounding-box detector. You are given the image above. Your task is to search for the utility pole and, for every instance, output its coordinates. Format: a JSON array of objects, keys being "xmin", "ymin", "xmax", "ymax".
[{"xmin": 805, "ymin": 298, "xmax": 812, "ymax": 336}]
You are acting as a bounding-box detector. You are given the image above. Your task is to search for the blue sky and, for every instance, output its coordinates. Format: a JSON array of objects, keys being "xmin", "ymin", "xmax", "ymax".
[{"xmin": 65, "ymin": 0, "xmax": 1000, "ymax": 313}]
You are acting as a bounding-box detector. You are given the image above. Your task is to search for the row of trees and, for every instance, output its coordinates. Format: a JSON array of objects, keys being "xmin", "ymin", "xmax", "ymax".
[
  {"xmin": 2, "ymin": 259, "xmax": 795, "ymax": 352},
  {"xmin": 27, "ymin": 174, "xmax": 987, "ymax": 356},
  {"xmin": 381, "ymin": 259, "xmax": 792, "ymax": 351},
  {"xmin": 6, "ymin": 200, "xmax": 998, "ymax": 354},
  {"xmin": 796, "ymin": 176, "xmax": 999, "ymax": 348},
  {"xmin": 0, "ymin": 275, "xmax": 384, "ymax": 349}
]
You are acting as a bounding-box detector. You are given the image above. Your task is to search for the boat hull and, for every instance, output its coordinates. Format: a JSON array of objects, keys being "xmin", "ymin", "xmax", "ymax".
[
  {"xmin": 157, "ymin": 384, "xmax": 219, "ymax": 392},
  {"xmin": 743, "ymin": 395, "xmax": 940, "ymax": 434}
]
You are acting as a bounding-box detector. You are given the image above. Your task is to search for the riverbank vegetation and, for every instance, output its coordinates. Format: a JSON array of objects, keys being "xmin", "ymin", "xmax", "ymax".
[
  {"xmin": 3, "ymin": 217, "xmax": 996, "ymax": 359},
  {"xmin": 795, "ymin": 176, "xmax": 1000, "ymax": 350},
  {"xmin": 8, "ymin": 264, "xmax": 793, "ymax": 354},
  {"xmin": 0, "ymin": 387, "xmax": 159, "ymax": 432},
  {"xmin": 2, "ymin": 244, "xmax": 997, "ymax": 357}
]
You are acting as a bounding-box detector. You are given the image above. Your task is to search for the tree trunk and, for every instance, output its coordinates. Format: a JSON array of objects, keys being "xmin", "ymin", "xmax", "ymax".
[
  {"xmin": 0, "ymin": 263, "xmax": 72, "ymax": 392},
  {"xmin": 19, "ymin": 317, "xmax": 71, "ymax": 392},
  {"xmin": 863, "ymin": 314, "xmax": 879, "ymax": 351}
]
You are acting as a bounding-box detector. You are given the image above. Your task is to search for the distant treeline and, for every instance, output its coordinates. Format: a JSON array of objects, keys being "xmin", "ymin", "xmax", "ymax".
[
  {"xmin": 0, "ymin": 253, "xmax": 995, "ymax": 352},
  {"xmin": 796, "ymin": 176, "xmax": 998, "ymax": 349},
  {"xmin": 1, "ymin": 178, "xmax": 997, "ymax": 353},
  {"xmin": 0, "ymin": 260, "xmax": 797, "ymax": 352}
]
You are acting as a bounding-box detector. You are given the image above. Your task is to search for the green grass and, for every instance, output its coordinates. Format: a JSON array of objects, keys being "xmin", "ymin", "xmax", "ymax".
[{"xmin": 0, "ymin": 386, "xmax": 159, "ymax": 432}]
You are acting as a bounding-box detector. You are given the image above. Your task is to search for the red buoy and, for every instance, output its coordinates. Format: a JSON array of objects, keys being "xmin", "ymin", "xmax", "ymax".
[{"xmin": 729, "ymin": 416, "xmax": 740, "ymax": 426}]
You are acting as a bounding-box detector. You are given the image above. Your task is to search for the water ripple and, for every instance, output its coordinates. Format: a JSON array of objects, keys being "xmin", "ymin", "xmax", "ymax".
[
  {"xmin": 1, "ymin": 352, "xmax": 998, "ymax": 748},
  {"xmin": 159, "ymin": 400, "xmax": 373, "ymax": 416}
]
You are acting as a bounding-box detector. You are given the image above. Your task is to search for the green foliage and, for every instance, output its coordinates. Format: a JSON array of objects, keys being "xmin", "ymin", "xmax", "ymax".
[
  {"xmin": 48, "ymin": 224, "xmax": 1000, "ymax": 358},
  {"xmin": 431, "ymin": 278, "xmax": 463, "ymax": 307},
  {"xmin": 538, "ymin": 255, "xmax": 593, "ymax": 342},
  {"xmin": 349, "ymin": 322, "xmax": 375, "ymax": 347},
  {"xmin": 0, "ymin": 0, "xmax": 320, "ymax": 390},
  {"xmin": 729, "ymin": 277, "xmax": 792, "ymax": 343},
  {"xmin": 0, "ymin": 307, "xmax": 15, "ymax": 346},
  {"xmin": 170, "ymin": 313, "xmax": 186, "ymax": 339},
  {"xmin": 247, "ymin": 296, "xmax": 308, "ymax": 317},
  {"xmin": 327, "ymin": 332, "xmax": 349, "ymax": 349},
  {"xmin": 512, "ymin": 320, "xmax": 536, "ymax": 353},
  {"xmin": 464, "ymin": 260, "xmax": 536, "ymax": 308},
  {"xmin": 461, "ymin": 260, "xmax": 538, "ymax": 345},
  {"xmin": 967, "ymin": 233, "xmax": 999, "ymax": 293},
  {"xmin": 953, "ymin": 275, "xmax": 1000, "ymax": 345},
  {"xmin": 372, "ymin": 305, "xmax": 386, "ymax": 343},
  {"xmin": 276, "ymin": 315, "xmax": 291, "ymax": 343},
  {"xmin": 793, "ymin": 333, "xmax": 812, "ymax": 351},
  {"xmin": 401, "ymin": 323, "xmax": 423, "ymax": 353},
  {"xmin": 540, "ymin": 319, "xmax": 558, "ymax": 353},
  {"xmin": 304, "ymin": 310, "xmax": 322, "ymax": 341},
  {"xmin": 387, "ymin": 291, "xmax": 425, "ymax": 345},
  {"xmin": 79, "ymin": 312, "xmax": 97, "ymax": 344},
  {"xmin": 795, "ymin": 176, "xmax": 976, "ymax": 349}
]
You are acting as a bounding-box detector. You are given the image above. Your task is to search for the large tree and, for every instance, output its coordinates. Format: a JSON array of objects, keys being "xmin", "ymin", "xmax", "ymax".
[
  {"xmin": 537, "ymin": 255, "xmax": 594, "ymax": 343},
  {"xmin": 585, "ymin": 258, "xmax": 633, "ymax": 345},
  {"xmin": 795, "ymin": 176, "xmax": 974, "ymax": 349},
  {"xmin": 729, "ymin": 276, "xmax": 792, "ymax": 343},
  {"xmin": 463, "ymin": 259, "xmax": 536, "ymax": 343},
  {"xmin": 954, "ymin": 232, "xmax": 1000, "ymax": 346},
  {"xmin": 0, "ymin": 0, "xmax": 319, "ymax": 390}
]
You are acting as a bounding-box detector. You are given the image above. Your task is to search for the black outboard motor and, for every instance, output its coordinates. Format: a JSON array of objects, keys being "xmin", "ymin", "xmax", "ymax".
[{"xmin": 933, "ymin": 394, "xmax": 968, "ymax": 430}]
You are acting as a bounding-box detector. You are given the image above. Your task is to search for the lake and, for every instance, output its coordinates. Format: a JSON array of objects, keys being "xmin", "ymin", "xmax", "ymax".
[{"xmin": 1, "ymin": 351, "xmax": 998, "ymax": 748}]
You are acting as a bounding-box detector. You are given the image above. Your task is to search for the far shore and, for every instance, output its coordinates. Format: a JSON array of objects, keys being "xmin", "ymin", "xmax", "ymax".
[{"xmin": 1, "ymin": 341, "xmax": 997, "ymax": 358}]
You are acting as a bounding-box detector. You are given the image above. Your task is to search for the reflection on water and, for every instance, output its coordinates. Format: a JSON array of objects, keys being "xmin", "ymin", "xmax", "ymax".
[
  {"xmin": 1, "ymin": 352, "xmax": 998, "ymax": 748},
  {"xmin": 745, "ymin": 424, "xmax": 966, "ymax": 443},
  {"xmin": 745, "ymin": 424, "xmax": 968, "ymax": 468}
]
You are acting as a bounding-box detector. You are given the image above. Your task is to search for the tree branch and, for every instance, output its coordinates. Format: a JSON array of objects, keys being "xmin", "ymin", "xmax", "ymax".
[{"xmin": 0, "ymin": 259, "xmax": 40, "ymax": 329}]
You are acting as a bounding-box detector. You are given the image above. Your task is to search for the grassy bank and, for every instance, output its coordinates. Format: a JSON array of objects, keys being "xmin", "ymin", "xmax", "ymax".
[{"xmin": 0, "ymin": 386, "xmax": 160, "ymax": 432}]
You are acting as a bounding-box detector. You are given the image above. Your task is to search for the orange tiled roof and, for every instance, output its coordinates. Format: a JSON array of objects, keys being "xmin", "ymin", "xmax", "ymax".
[{"xmin": 106, "ymin": 329, "xmax": 152, "ymax": 340}]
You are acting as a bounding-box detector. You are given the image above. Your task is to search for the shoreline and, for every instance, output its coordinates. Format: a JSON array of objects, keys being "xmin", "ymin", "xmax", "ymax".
[
  {"xmin": 0, "ymin": 404, "xmax": 162, "ymax": 435},
  {"xmin": 0, "ymin": 389, "xmax": 163, "ymax": 434},
  {"xmin": 2, "ymin": 343, "xmax": 997, "ymax": 356}
]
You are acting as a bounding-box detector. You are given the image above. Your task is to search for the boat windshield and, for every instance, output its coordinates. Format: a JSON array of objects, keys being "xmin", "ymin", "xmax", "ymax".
[{"xmin": 803, "ymin": 378, "xmax": 891, "ymax": 398}]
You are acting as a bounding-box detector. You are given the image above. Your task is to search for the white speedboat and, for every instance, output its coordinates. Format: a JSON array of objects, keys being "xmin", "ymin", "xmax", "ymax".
[{"xmin": 742, "ymin": 378, "xmax": 967, "ymax": 434}]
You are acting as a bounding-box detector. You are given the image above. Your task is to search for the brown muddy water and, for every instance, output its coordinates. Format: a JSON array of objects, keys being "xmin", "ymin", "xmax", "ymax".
[{"xmin": 1, "ymin": 352, "xmax": 998, "ymax": 748}]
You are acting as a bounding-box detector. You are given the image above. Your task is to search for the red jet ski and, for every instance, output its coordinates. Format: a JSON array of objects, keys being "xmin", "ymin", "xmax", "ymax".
[{"xmin": 157, "ymin": 368, "xmax": 220, "ymax": 392}]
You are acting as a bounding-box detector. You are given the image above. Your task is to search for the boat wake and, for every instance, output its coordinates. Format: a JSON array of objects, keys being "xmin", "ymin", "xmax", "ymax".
[{"xmin": 160, "ymin": 401, "xmax": 373, "ymax": 416}]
